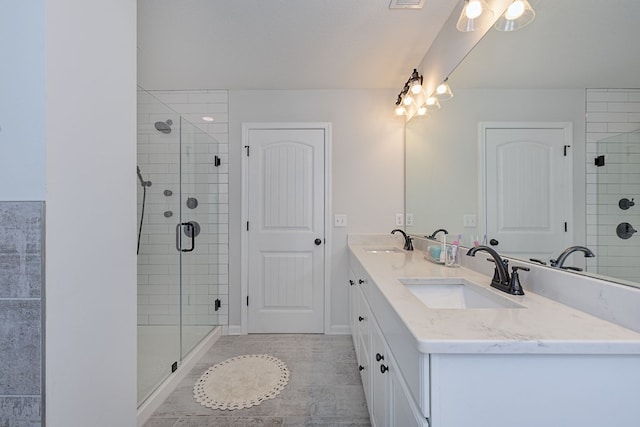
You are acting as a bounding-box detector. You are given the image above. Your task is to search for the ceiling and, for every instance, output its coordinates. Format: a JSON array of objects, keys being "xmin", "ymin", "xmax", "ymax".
[
  {"xmin": 137, "ymin": 0, "xmax": 459, "ymax": 90},
  {"xmin": 451, "ymin": 0, "xmax": 640, "ymax": 89}
]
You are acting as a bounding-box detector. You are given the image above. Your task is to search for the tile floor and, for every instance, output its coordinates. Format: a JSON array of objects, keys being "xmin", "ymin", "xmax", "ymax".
[{"xmin": 143, "ymin": 334, "xmax": 371, "ymax": 427}]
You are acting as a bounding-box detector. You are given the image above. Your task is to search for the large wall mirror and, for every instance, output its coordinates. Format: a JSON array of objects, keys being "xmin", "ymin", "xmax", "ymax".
[{"xmin": 406, "ymin": 0, "xmax": 640, "ymax": 288}]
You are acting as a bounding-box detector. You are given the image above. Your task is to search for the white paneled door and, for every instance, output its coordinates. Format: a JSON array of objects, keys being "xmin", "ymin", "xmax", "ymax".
[
  {"xmin": 246, "ymin": 127, "xmax": 326, "ymax": 333},
  {"xmin": 482, "ymin": 123, "xmax": 573, "ymax": 261}
]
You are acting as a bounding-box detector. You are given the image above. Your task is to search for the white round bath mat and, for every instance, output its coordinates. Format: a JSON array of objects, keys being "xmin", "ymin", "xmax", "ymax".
[{"xmin": 193, "ymin": 354, "xmax": 290, "ymax": 410}]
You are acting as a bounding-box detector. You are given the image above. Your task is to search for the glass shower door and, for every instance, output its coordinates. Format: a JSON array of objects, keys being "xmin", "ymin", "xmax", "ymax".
[
  {"xmin": 137, "ymin": 88, "xmax": 226, "ymax": 407},
  {"xmin": 136, "ymin": 90, "xmax": 181, "ymax": 405},
  {"xmin": 178, "ymin": 117, "xmax": 220, "ymax": 359}
]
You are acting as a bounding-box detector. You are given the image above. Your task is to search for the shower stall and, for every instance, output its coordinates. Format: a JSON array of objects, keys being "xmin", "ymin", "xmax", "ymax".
[
  {"xmin": 594, "ymin": 129, "xmax": 640, "ymax": 284},
  {"xmin": 136, "ymin": 88, "xmax": 228, "ymax": 406}
]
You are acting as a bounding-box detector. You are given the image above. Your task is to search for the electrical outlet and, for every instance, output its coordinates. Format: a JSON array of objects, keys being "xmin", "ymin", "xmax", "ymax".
[
  {"xmin": 463, "ymin": 214, "xmax": 477, "ymax": 227},
  {"xmin": 395, "ymin": 213, "xmax": 404, "ymax": 226},
  {"xmin": 334, "ymin": 214, "xmax": 347, "ymax": 227},
  {"xmin": 405, "ymin": 213, "xmax": 414, "ymax": 226}
]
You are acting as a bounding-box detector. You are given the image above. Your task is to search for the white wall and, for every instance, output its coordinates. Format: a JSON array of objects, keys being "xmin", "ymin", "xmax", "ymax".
[
  {"xmin": 46, "ymin": 1, "xmax": 137, "ymax": 426},
  {"xmin": 228, "ymin": 90, "xmax": 404, "ymax": 330},
  {"xmin": 0, "ymin": 2, "xmax": 46, "ymax": 200}
]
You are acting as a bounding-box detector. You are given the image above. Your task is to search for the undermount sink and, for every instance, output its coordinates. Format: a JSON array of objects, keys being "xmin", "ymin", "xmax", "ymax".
[
  {"xmin": 399, "ymin": 278, "xmax": 525, "ymax": 309},
  {"xmin": 364, "ymin": 247, "xmax": 404, "ymax": 254}
]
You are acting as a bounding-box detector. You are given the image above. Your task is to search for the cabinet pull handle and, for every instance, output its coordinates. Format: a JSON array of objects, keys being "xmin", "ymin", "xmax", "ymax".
[
  {"xmin": 358, "ymin": 316, "xmax": 365, "ymax": 322},
  {"xmin": 349, "ymin": 280, "xmax": 355, "ymax": 286},
  {"xmin": 380, "ymin": 365, "xmax": 389, "ymax": 374},
  {"xmin": 358, "ymin": 279, "xmax": 365, "ymax": 284},
  {"xmin": 358, "ymin": 365, "xmax": 364, "ymax": 371},
  {"xmin": 376, "ymin": 353, "xmax": 384, "ymax": 362}
]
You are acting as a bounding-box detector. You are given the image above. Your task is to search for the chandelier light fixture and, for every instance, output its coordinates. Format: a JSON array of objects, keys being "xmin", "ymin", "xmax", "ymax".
[{"xmin": 394, "ymin": 69, "xmax": 456, "ymax": 120}]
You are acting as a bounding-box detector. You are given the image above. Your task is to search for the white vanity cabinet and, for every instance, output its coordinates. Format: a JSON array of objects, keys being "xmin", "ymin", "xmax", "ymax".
[
  {"xmin": 349, "ymin": 242, "xmax": 640, "ymax": 427},
  {"xmin": 349, "ymin": 265, "xmax": 429, "ymax": 427}
]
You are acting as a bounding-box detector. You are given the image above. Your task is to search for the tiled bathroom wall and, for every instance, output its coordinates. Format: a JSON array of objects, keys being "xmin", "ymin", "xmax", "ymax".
[
  {"xmin": 0, "ymin": 202, "xmax": 44, "ymax": 426},
  {"xmin": 585, "ymin": 88, "xmax": 640, "ymax": 281},
  {"xmin": 137, "ymin": 90, "xmax": 229, "ymax": 327}
]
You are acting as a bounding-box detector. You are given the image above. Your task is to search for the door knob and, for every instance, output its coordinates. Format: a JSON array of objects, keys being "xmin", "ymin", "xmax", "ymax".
[
  {"xmin": 314, "ymin": 238, "xmax": 322, "ymax": 246},
  {"xmin": 489, "ymin": 238, "xmax": 499, "ymax": 246}
]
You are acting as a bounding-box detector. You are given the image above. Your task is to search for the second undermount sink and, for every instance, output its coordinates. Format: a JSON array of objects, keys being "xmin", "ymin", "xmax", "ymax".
[
  {"xmin": 365, "ymin": 247, "xmax": 404, "ymax": 254},
  {"xmin": 399, "ymin": 278, "xmax": 525, "ymax": 309}
]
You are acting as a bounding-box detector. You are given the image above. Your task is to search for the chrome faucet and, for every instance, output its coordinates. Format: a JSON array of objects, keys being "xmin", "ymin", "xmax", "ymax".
[
  {"xmin": 391, "ymin": 229, "xmax": 413, "ymax": 251},
  {"xmin": 466, "ymin": 245, "xmax": 527, "ymax": 295},
  {"xmin": 428, "ymin": 228, "xmax": 449, "ymax": 240},
  {"xmin": 551, "ymin": 246, "xmax": 595, "ymax": 270}
]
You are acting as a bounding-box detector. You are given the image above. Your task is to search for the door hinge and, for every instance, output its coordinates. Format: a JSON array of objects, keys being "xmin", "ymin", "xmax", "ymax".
[
  {"xmin": 246, "ymin": 296, "xmax": 249, "ymax": 306},
  {"xmin": 595, "ymin": 155, "xmax": 605, "ymax": 167},
  {"xmin": 214, "ymin": 298, "xmax": 221, "ymax": 311},
  {"xmin": 171, "ymin": 361, "xmax": 178, "ymax": 373},
  {"xmin": 564, "ymin": 222, "xmax": 568, "ymax": 232},
  {"xmin": 246, "ymin": 221, "xmax": 249, "ymax": 231},
  {"xmin": 244, "ymin": 145, "xmax": 250, "ymax": 156},
  {"xmin": 213, "ymin": 155, "xmax": 221, "ymax": 167},
  {"xmin": 563, "ymin": 145, "xmax": 571, "ymax": 156}
]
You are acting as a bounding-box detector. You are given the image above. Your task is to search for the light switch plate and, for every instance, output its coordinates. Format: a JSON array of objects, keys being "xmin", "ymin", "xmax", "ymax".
[
  {"xmin": 395, "ymin": 213, "xmax": 404, "ymax": 226},
  {"xmin": 334, "ymin": 214, "xmax": 347, "ymax": 227}
]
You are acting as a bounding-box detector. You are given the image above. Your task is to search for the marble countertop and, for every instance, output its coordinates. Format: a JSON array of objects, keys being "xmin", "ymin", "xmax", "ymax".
[{"xmin": 349, "ymin": 242, "xmax": 640, "ymax": 354}]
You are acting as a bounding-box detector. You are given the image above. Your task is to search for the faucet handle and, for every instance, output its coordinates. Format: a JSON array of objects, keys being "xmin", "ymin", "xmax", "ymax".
[{"xmin": 508, "ymin": 266, "xmax": 529, "ymax": 295}]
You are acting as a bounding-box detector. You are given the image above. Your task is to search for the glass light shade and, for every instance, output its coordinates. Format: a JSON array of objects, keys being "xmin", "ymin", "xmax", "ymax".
[
  {"xmin": 410, "ymin": 79, "xmax": 423, "ymax": 95},
  {"xmin": 456, "ymin": 0, "xmax": 494, "ymax": 32},
  {"xmin": 416, "ymin": 105, "xmax": 429, "ymax": 117},
  {"xmin": 394, "ymin": 105, "xmax": 407, "ymax": 117},
  {"xmin": 403, "ymin": 94, "xmax": 414, "ymax": 106},
  {"xmin": 494, "ymin": 0, "xmax": 535, "ymax": 31},
  {"xmin": 425, "ymin": 96, "xmax": 440, "ymax": 112},
  {"xmin": 435, "ymin": 81, "xmax": 453, "ymax": 101}
]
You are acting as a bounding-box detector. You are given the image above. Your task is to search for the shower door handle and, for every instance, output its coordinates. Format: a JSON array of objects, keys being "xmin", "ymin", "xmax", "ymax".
[{"xmin": 175, "ymin": 222, "xmax": 196, "ymax": 252}]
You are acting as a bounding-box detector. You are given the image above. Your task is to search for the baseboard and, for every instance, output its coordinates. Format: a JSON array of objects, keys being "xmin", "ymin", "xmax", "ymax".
[
  {"xmin": 137, "ymin": 326, "xmax": 222, "ymax": 426},
  {"xmin": 226, "ymin": 324, "xmax": 244, "ymax": 335},
  {"xmin": 327, "ymin": 324, "xmax": 351, "ymax": 335}
]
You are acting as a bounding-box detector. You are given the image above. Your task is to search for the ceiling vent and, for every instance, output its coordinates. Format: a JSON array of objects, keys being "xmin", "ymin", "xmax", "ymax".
[{"xmin": 389, "ymin": 0, "xmax": 425, "ymax": 9}]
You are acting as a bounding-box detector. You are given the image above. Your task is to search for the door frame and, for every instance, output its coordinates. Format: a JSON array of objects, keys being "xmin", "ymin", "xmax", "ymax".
[
  {"xmin": 241, "ymin": 122, "xmax": 332, "ymax": 335},
  {"xmin": 479, "ymin": 121, "xmax": 573, "ymax": 249}
]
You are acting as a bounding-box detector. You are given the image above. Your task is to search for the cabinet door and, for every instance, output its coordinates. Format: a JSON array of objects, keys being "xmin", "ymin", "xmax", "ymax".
[
  {"xmin": 358, "ymin": 333, "xmax": 372, "ymax": 411},
  {"xmin": 391, "ymin": 370, "xmax": 428, "ymax": 427},
  {"xmin": 348, "ymin": 268, "xmax": 359, "ymax": 354},
  {"xmin": 371, "ymin": 322, "xmax": 391, "ymax": 427}
]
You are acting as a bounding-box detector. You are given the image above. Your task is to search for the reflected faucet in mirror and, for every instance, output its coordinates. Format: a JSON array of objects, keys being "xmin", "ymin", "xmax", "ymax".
[
  {"xmin": 550, "ymin": 246, "xmax": 595, "ymax": 271},
  {"xmin": 391, "ymin": 229, "xmax": 413, "ymax": 251},
  {"xmin": 428, "ymin": 228, "xmax": 449, "ymax": 240}
]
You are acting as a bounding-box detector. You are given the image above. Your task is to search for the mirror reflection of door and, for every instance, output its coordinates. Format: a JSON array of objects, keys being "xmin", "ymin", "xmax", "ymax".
[{"xmin": 481, "ymin": 123, "xmax": 573, "ymax": 262}]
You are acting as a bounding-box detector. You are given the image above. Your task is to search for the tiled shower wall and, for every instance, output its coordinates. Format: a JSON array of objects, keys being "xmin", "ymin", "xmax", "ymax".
[
  {"xmin": 0, "ymin": 202, "xmax": 44, "ymax": 426},
  {"xmin": 137, "ymin": 90, "xmax": 229, "ymax": 327},
  {"xmin": 585, "ymin": 88, "xmax": 640, "ymax": 281}
]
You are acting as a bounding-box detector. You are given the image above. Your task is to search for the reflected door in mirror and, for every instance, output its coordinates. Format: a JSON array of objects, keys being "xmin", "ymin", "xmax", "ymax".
[{"xmin": 482, "ymin": 123, "xmax": 573, "ymax": 261}]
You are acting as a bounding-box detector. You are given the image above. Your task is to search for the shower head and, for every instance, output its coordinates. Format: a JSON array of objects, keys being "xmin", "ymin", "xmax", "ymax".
[
  {"xmin": 137, "ymin": 166, "xmax": 152, "ymax": 187},
  {"xmin": 154, "ymin": 119, "xmax": 173, "ymax": 134}
]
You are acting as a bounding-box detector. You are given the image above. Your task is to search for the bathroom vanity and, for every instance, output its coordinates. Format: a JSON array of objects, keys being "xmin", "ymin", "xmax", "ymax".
[{"xmin": 349, "ymin": 237, "xmax": 640, "ymax": 427}]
